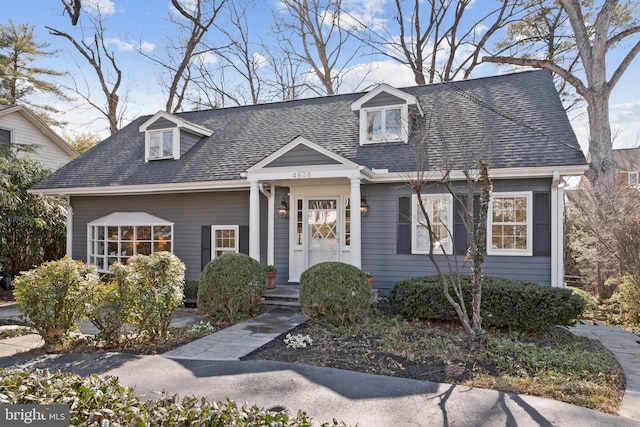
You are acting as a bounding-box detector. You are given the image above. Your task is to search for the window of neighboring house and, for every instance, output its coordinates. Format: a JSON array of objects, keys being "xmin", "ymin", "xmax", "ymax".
[
  {"xmin": 0, "ymin": 128, "xmax": 11, "ymax": 144},
  {"xmin": 412, "ymin": 194, "xmax": 453, "ymax": 254},
  {"xmin": 147, "ymin": 129, "xmax": 176, "ymax": 160},
  {"xmin": 211, "ymin": 225, "xmax": 239, "ymax": 258},
  {"xmin": 88, "ymin": 223, "xmax": 173, "ymax": 272},
  {"xmin": 362, "ymin": 106, "xmax": 406, "ymax": 144},
  {"xmin": 629, "ymin": 172, "xmax": 638, "ymax": 186},
  {"xmin": 488, "ymin": 192, "xmax": 532, "ymax": 256}
]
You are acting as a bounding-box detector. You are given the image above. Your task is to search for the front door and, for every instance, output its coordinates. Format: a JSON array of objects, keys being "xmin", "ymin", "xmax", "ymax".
[{"xmin": 307, "ymin": 198, "xmax": 339, "ymax": 268}]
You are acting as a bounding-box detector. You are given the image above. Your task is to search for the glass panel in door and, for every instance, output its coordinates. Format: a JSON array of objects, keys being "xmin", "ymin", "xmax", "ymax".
[{"xmin": 307, "ymin": 199, "xmax": 338, "ymax": 267}]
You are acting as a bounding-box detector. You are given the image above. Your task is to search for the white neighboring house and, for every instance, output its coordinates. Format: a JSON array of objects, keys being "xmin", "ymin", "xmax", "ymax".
[{"xmin": 0, "ymin": 105, "xmax": 78, "ymax": 169}]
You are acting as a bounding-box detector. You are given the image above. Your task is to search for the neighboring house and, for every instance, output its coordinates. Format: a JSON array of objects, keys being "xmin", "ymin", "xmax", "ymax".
[
  {"xmin": 32, "ymin": 70, "xmax": 587, "ymax": 294},
  {"xmin": 613, "ymin": 147, "xmax": 640, "ymax": 186},
  {"xmin": 0, "ymin": 105, "xmax": 78, "ymax": 169}
]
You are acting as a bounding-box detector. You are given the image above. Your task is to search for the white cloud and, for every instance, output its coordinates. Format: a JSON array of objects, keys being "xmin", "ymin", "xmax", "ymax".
[
  {"xmin": 103, "ymin": 38, "xmax": 155, "ymax": 53},
  {"xmin": 83, "ymin": 0, "xmax": 117, "ymax": 16}
]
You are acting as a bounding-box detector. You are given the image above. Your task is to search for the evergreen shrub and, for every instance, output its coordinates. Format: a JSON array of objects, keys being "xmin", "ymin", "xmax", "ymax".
[
  {"xmin": 13, "ymin": 257, "xmax": 100, "ymax": 346},
  {"xmin": 299, "ymin": 262, "xmax": 369, "ymax": 326},
  {"xmin": 388, "ymin": 275, "xmax": 585, "ymax": 331},
  {"xmin": 198, "ymin": 253, "xmax": 266, "ymax": 320}
]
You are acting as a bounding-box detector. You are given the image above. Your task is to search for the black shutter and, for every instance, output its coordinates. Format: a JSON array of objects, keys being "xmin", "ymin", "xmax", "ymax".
[
  {"xmin": 533, "ymin": 192, "xmax": 551, "ymax": 256},
  {"xmin": 454, "ymin": 195, "xmax": 468, "ymax": 255},
  {"xmin": 397, "ymin": 196, "xmax": 411, "ymax": 254},
  {"xmin": 239, "ymin": 225, "xmax": 249, "ymax": 255},
  {"xmin": 201, "ymin": 226, "xmax": 211, "ymax": 271}
]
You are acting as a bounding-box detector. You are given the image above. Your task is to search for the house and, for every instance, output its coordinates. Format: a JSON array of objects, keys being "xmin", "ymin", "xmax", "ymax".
[
  {"xmin": 31, "ymin": 70, "xmax": 587, "ymax": 294},
  {"xmin": 613, "ymin": 147, "xmax": 640, "ymax": 186},
  {"xmin": 0, "ymin": 105, "xmax": 78, "ymax": 169}
]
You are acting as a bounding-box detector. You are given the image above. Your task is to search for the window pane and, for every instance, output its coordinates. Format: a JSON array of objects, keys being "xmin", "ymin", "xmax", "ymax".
[
  {"xmin": 121, "ymin": 241, "xmax": 133, "ymax": 256},
  {"xmin": 137, "ymin": 242, "xmax": 152, "ymax": 255},
  {"xmin": 162, "ymin": 131, "xmax": 173, "ymax": 157},
  {"xmin": 154, "ymin": 226, "xmax": 172, "ymax": 240},
  {"xmin": 0, "ymin": 128, "xmax": 11, "ymax": 144},
  {"xmin": 366, "ymin": 111, "xmax": 382, "ymax": 141},
  {"xmin": 136, "ymin": 226, "xmax": 151, "ymax": 240},
  {"xmin": 108, "ymin": 226, "xmax": 119, "ymax": 241},
  {"xmin": 149, "ymin": 133, "xmax": 161, "ymax": 158},
  {"xmin": 385, "ymin": 108, "xmax": 401, "ymax": 139},
  {"xmin": 154, "ymin": 240, "xmax": 171, "ymax": 252},
  {"xmin": 491, "ymin": 195, "xmax": 529, "ymax": 251},
  {"xmin": 120, "ymin": 226, "xmax": 134, "ymax": 240},
  {"xmin": 108, "ymin": 242, "xmax": 118, "ymax": 256}
]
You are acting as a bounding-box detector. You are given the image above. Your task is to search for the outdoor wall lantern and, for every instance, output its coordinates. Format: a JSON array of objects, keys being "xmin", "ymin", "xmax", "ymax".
[
  {"xmin": 278, "ymin": 198, "xmax": 289, "ymax": 218},
  {"xmin": 360, "ymin": 197, "xmax": 369, "ymax": 216}
]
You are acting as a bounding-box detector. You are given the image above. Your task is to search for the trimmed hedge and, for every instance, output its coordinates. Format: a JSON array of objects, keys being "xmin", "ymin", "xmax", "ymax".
[
  {"xmin": 388, "ymin": 275, "xmax": 585, "ymax": 331},
  {"xmin": 299, "ymin": 262, "xmax": 370, "ymax": 326},
  {"xmin": 198, "ymin": 253, "xmax": 266, "ymax": 320}
]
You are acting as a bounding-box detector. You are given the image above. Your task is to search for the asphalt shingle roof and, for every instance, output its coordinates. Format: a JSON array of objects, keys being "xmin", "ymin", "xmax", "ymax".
[{"xmin": 34, "ymin": 69, "xmax": 586, "ymax": 190}]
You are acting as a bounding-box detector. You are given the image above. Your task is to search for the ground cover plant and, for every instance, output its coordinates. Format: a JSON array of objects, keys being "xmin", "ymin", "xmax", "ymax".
[
  {"xmin": 243, "ymin": 302, "xmax": 625, "ymax": 415},
  {"xmin": 0, "ymin": 368, "xmax": 347, "ymax": 426}
]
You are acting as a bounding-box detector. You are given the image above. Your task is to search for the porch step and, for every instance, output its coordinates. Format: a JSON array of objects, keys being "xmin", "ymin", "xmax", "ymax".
[{"xmin": 262, "ymin": 285, "xmax": 300, "ymax": 311}]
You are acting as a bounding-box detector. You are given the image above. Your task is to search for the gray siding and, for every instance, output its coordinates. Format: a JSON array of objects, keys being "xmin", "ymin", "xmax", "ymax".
[
  {"xmin": 71, "ymin": 191, "xmax": 269, "ymax": 280},
  {"xmin": 362, "ymin": 92, "xmax": 408, "ymax": 108},
  {"xmin": 273, "ymin": 186, "xmax": 291, "ymax": 286},
  {"xmin": 360, "ymin": 179, "xmax": 554, "ymax": 296},
  {"xmin": 180, "ymin": 130, "xmax": 201, "ymax": 156},
  {"xmin": 147, "ymin": 117, "xmax": 177, "ymax": 130},
  {"xmin": 266, "ymin": 145, "xmax": 340, "ymax": 168}
]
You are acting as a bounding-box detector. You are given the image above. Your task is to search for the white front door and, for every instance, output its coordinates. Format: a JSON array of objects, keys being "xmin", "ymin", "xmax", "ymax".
[{"xmin": 307, "ymin": 198, "xmax": 339, "ymax": 268}]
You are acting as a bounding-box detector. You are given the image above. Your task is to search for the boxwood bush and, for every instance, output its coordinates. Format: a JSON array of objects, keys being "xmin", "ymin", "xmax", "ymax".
[
  {"xmin": 198, "ymin": 253, "xmax": 266, "ymax": 320},
  {"xmin": 299, "ymin": 262, "xmax": 370, "ymax": 326},
  {"xmin": 388, "ymin": 275, "xmax": 585, "ymax": 331},
  {"xmin": 0, "ymin": 368, "xmax": 344, "ymax": 426},
  {"xmin": 13, "ymin": 257, "xmax": 100, "ymax": 347}
]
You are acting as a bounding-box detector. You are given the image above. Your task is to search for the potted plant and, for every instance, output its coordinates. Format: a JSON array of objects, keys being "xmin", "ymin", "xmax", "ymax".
[
  {"xmin": 264, "ymin": 265, "xmax": 277, "ymax": 289},
  {"xmin": 364, "ymin": 272, "xmax": 373, "ymax": 286}
]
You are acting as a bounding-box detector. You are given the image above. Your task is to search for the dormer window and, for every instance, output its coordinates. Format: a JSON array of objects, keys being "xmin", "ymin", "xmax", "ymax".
[
  {"xmin": 365, "ymin": 106, "xmax": 403, "ymax": 143},
  {"xmin": 351, "ymin": 83, "xmax": 423, "ymax": 146},
  {"xmin": 139, "ymin": 111, "xmax": 212, "ymax": 163},
  {"xmin": 148, "ymin": 129, "xmax": 176, "ymax": 160}
]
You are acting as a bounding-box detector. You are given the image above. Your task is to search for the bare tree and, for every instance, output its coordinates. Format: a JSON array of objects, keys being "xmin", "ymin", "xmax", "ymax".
[
  {"xmin": 165, "ymin": 0, "xmax": 227, "ymax": 112},
  {"xmin": 47, "ymin": 6, "xmax": 125, "ymax": 135},
  {"xmin": 61, "ymin": 0, "xmax": 82, "ymax": 26},
  {"xmin": 367, "ymin": 0, "xmax": 524, "ymax": 85},
  {"xmin": 484, "ymin": 0, "xmax": 640, "ymax": 203},
  {"xmin": 190, "ymin": 0, "xmax": 265, "ymax": 107},
  {"xmin": 493, "ymin": 0, "xmax": 583, "ymax": 110},
  {"xmin": 274, "ymin": 0, "xmax": 361, "ymax": 95}
]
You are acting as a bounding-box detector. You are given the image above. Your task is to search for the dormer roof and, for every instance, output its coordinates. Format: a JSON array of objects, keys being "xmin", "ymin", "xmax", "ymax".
[{"xmin": 139, "ymin": 110, "xmax": 212, "ymax": 137}]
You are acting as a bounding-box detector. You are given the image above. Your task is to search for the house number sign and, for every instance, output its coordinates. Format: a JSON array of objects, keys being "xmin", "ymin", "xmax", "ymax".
[{"xmin": 292, "ymin": 171, "xmax": 311, "ymax": 179}]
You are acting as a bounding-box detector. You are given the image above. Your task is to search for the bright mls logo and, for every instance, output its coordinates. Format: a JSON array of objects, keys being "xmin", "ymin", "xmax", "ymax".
[{"xmin": 1, "ymin": 405, "xmax": 68, "ymax": 426}]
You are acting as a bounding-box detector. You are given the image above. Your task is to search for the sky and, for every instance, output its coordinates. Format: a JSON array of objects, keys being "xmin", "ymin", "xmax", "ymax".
[{"xmin": 3, "ymin": 0, "xmax": 640, "ymax": 153}]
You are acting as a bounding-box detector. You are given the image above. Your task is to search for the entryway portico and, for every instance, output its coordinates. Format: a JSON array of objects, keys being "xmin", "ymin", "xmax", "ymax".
[{"xmin": 245, "ymin": 136, "xmax": 372, "ymax": 282}]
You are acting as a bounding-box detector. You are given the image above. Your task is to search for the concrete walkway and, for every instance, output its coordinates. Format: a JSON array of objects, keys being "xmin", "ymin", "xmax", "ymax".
[
  {"xmin": 570, "ymin": 320, "xmax": 640, "ymax": 421},
  {"xmin": 162, "ymin": 309, "xmax": 307, "ymax": 361}
]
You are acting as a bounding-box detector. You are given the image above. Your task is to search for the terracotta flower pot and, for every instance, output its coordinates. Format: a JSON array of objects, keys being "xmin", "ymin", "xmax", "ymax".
[{"xmin": 265, "ymin": 272, "xmax": 277, "ymax": 289}]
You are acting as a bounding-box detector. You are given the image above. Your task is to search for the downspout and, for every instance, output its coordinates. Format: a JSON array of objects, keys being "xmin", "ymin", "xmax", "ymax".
[
  {"xmin": 259, "ymin": 183, "xmax": 275, "ymax": 266},
  {"xmin": 551, "ymin": 172, "xmax": 564, "ymax": 288}
]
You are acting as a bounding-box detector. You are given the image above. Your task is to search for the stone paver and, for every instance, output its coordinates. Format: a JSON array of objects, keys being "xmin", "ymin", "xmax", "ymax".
[{"xmin": 162, "ymin": 309, "xmax": 307, "ymax": 361}]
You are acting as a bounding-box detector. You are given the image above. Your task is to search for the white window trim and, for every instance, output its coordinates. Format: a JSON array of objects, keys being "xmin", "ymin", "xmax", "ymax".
[
  {"xmin": 411, "ymin": 194, "xmax": 453, "ymax": 255},
  {"xmin": 86, "ymin": 214, "xmax": 174, "ymax": 273},
  {"xmin": 487, "ymin": 191, "xmax": 533, "ymax": 256},
  {"xmin": 359, "ymin": 104, "xmax": 409, "ymax": 145},
  {"xmin": 211, "ymin": 225, "xmax": 240, "ymax": 258},
  {"xmin": 144, "ymin": 127, "xmax": 180, "ymax": 162},
  {"xmin": 629, "ymin": 172, "xmax": 638, "ymax": 186}
]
